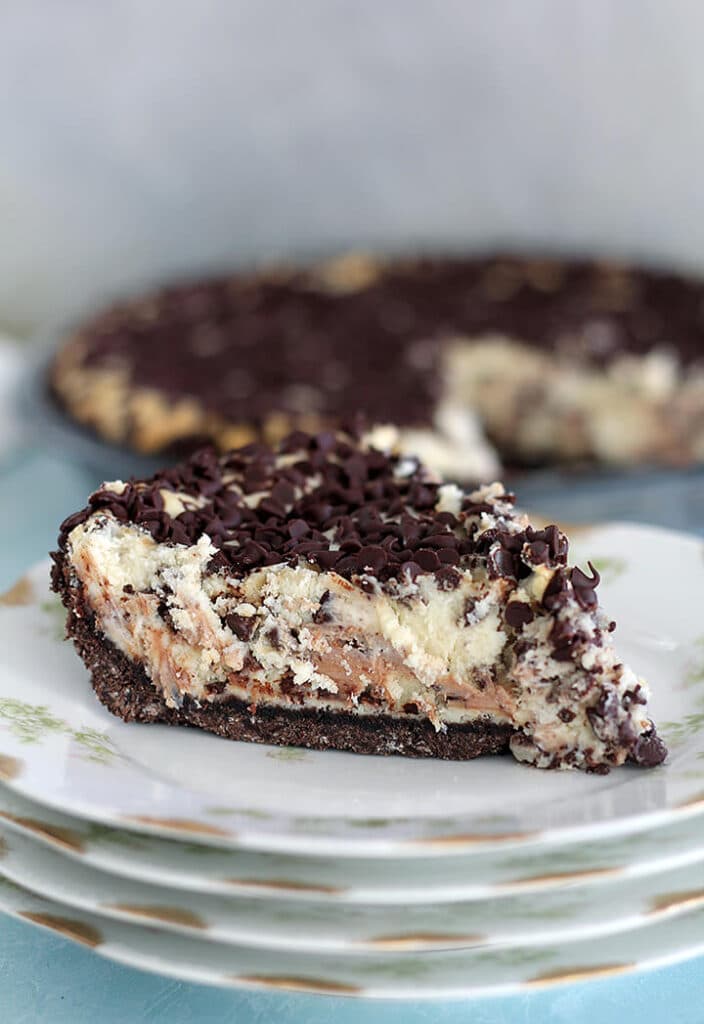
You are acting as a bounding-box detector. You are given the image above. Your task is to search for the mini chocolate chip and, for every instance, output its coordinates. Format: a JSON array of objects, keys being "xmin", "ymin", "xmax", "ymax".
[
  {"xmin": 631, "ymin": 729, "xmax": 668, "ymax": 767},
  {"xmin": 335, "ymin": 554, "xmax": 362, "ymax": 575},
  {"xmin": 263, "ymin": 550, "xmax": 285, "ymax": 566},
  {"xmin": 408, "ymin": 484, "xmax": 436, "ymax": 509},
  {"xmin": 618, "ymin": 717, "xmax": 638, "ymax": 747},
  {"xmin": 587, "ymin": 689, "xmax": 620, "ymax": 737},
  {"xmin": 255, "ymin": 528, "xmax": 285, "ymax": 547},
  {"xmin": 226, "ymin": 612, "xmax": 255, "ymax": 641},
  {"xmin": 525, "ymin": 540, "xmax": 550, "ymax": 564},
  {"xmin": 542, "ymin": 569, "xmax": 569, "ymax": 611},
  {"xmin": 258, "ymin": 497, "xmax": 285, "ymax": 518},
  {"xmin": 414, "ymin": 548, "xmax": 440, "ymax": 571},
  {"xmin": 270, "ymin": 480, "xmax": 296, "ymax": 506},
  {"xmin": 358, "ymin": 545, "xmax": 387, "ymax": 574},
  {"xmin": 400, "ymin": 514, "xmax": 425, "ymax": 547},
  {"xmin": 312, "ymin": 590, "xmax": 332, "ymax": 624},
  {"xmin": 238, "ymin": 540, "xmax": 268, "ymax": 566},
  {"xmin": 280, "ymin": 430, "xmax": 311, "ymax": 453},
  {"xmin": 489, "ymin": 547, "xmax": 517, "ymax": 579},
  {"xmin": 315, "ymin": 549, "xmax": 340, "ymax": 571},
  {"xmin": 571, "ymin": 562, "xmax": 601, "ymax": 611},
  {"xmin": 287, "ymin": 518, "xmax": 309, "ymax": 540},
  {"xmin": 462, "ymin": 500, "xmax": 495, "ymax": 516},
  {"xmin": 266, "ymin": 627, "xmax": 281, "ymax": 650},
  {"xmin": 550, "ymin": 616, "xmax": 579, "ymax": 654},
  {"xmin": 497, "ymin": 530, "xmax": 523, "ymax": 554},
  {"xmin": 552, "ymin": 644, "xmax": 578, "ymax": 663},
  {"xmin": 558, "ymin": 708, "xmax": 576, "ymax": 723},
  {"xmin": 553, "ymin": 624, "xmax": 582, "ymax": 663},
  {"xmin": 169, "ymin": 523, "xmax": 192, "ymax": 545},
  {"xmin": 423, "ymin": 533, "xmax": 458, "ymax": 549},
  {"xmin": 504, "ymin": 601, "xmax": 534, "ymax": 628}
]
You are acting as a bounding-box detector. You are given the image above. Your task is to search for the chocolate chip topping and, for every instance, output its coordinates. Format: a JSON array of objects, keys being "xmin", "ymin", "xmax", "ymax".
[
  {"xmin": 63, "ymin": 256, "xmax": 704, "ymax": 440},
  {"xmin": 225, "ymin": 612, "xmax": 255, "ymax": 641},
  {"xmin": 58, "ymin": 430, "xmax": 576, "ymax": 592},
  {"xmin": 585, "ymin": 686, "xmax": 667, "ymax": 767},
  {"xmin": 312, "ymin": 590, "xmax": 333, "ymax": 624},
  {"xmin": 550, "ymin": 617, "xmax": 583, "ymax": 663},
  {"xmin": 504, "ymin": 601, "xmax": 534, "ymax": 629},
  {"xmin": 571, "ymin": 563, "xmax": 601, "ymax": 611},
  {"xmin": 542, "ymin": 569, "xmax": 571, "ymax": 612},
  {"xmin": 632, "ymin": 729, "xmax": 668, "ymax": 768}
]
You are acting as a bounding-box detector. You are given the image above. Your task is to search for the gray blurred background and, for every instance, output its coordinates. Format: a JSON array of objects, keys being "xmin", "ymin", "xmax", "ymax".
[{"xmin": 2, "ymin": 0, "xmax": 704, "ymax": 335}]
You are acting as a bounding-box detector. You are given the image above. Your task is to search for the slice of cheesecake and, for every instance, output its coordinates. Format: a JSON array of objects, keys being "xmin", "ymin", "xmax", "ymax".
[{"xmin": 52, "ymin": 429, "xmax": 666, "ymax": 772}]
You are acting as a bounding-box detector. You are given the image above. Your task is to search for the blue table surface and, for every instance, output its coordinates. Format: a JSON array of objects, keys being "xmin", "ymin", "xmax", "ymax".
[{"xmin": 2, "ymin": 447, "xmax": 704, "ymax": 1023}]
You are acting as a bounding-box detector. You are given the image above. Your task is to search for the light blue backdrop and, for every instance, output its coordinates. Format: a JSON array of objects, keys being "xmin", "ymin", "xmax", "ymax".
[{"xmin": 3, "ymin": 1, "xmax": 704, "ymax": 336}]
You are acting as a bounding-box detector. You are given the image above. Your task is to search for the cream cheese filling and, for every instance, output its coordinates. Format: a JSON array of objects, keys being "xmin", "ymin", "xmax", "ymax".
[
  {"xmin": 443, "ymin": 335, "xmax": 696, "ymax": 465},
  {"xmin": 67, "ymin": 516, "xmax": 516, "ymax": 730}
]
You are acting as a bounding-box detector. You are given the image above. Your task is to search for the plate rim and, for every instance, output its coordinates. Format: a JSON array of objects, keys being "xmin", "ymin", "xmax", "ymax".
[
  {"xmin": 3, "ymin": 781, "xmax": 704, "ymax": 906},
  {"xmin": 3, "ymin": 816, "xmax": 704, "ymax": 956},
  {"xmin": 2, "ymin": 874, "xmax": 704, "ymax": 1000}
]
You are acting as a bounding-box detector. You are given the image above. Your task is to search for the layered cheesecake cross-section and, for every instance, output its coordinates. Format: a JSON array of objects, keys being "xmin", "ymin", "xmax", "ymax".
[{"xmin": 52, "ymin": 430, "xmax": 667, "ymax": 772}]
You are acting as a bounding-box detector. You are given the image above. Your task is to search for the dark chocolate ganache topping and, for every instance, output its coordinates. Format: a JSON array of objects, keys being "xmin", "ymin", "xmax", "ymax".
[
  {"xmin": 68, "ymin": 256, "xmax": 704, "ymax": 430},
  {"xmin": 59, "ymin": 430, "xmax": 587, "ymax": 594}
]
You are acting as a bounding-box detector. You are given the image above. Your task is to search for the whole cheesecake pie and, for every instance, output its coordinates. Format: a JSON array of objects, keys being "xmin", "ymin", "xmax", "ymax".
[
  {"xmin": 52, "ymin": 427, "xmax": 666, "ymax": 772},
  {"xmin": 50, "ymin": 253, "xmax": 704, "ymax": 477}
]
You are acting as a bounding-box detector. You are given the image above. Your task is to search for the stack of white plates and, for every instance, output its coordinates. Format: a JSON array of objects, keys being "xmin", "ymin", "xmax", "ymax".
[{"xmin": 2, "ymin": 523, "xmax": 704, "ymax": 1000}]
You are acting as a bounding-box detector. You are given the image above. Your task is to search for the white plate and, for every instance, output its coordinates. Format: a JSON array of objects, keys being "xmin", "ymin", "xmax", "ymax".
[
  {"xmin": 3, "ymin": 784, "xmax": 704, "ymax": 906},
  {"xmin": 3, "ymin": 875, "xmax": 704, "ymax": 999},
  {"xmin": 4, "ymin": 818, "xmax": 704, "ymax": 955},
  {"xmin": 1, "ymin": 524, "xmax": 704, "ymax": 857}
]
